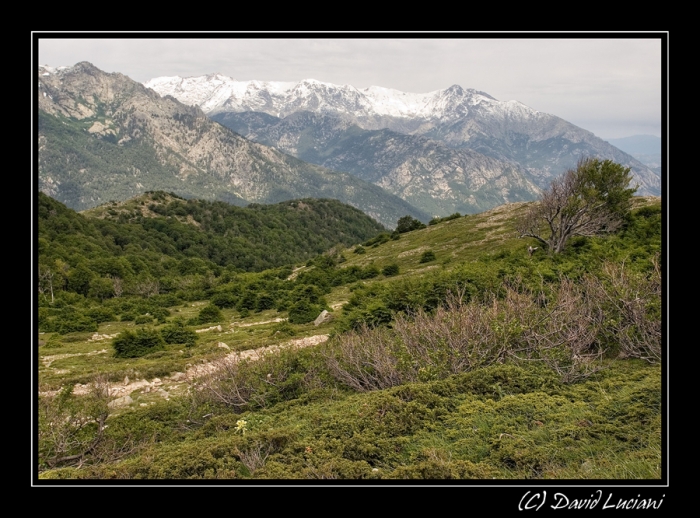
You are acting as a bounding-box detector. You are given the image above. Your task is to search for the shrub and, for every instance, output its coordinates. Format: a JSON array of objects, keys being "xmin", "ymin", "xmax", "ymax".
[
  {"xmin": 277, "ymin": 267, "xmax": 293, "ymax": 280},
  {"xmin": 428, "ymin": 213, "xmax": 461, "ymax": 226},
  {"xmin": 119, "ymin": 311, "xmax": 138, "ymax": 322},
  {"xmin": 196, "ymin": 304, "xmax": 223, "ymax": 324},
  {"xmin": 57, "ymin": 316, "xmax": 98, "ymax": 335},
  {"xmin": 256, "ymin": 293, "xmax": 276, "ymax": 312},
  {"xmin": 353, "ymin": 246, "xmax": 366, "ymax": 255},
  {"xmin": 192, "ymin": 347, "xmax": 322, "ymax": 411},
  {"xmin": 150, "ymin": 307, "xmax": 171, "ymax": 324},
  {"xmin": 84, "ymin": 307, "xmax": 117, "ymax": 324},
  {"xmin": 337, "ymin": 300, "xmax": 393, "ymax": 332},
  {"xmin": 382, "ymin": 264, "xmax": 400, "ymax": 277},
  {"xmin": 270, "ymin": 321, "xmax": 296, "ymax": 338},
  {"xmin": 211, "ymin": 291, "xmax": 238, "ymax": 309},
  {"xmin": 324, "ymin": 325, "xmax": 402, "ymax": 392},
  {"xmin": 364, "ymin": 233, "xmax": 391, "ymax": 247},
  {"xmin": 113, "ymin": 328, "xmax": 165, "ymax": 358},
  {"xmin": 160, "ymin": 321, "xmax": 198, "ymax": 347},
  {"xmin": 288, "ymin": 301, "xmax": 322, "ymax": 325},
  {"xmin": 150, "ymin": 293, "xmax": 182, "ymax": 308},
  {"xmin": 134, "ymin": 315, "xmax": 153, "ymax": 325},
  {"xmin": 359, "ymin": 265, "xmax": 380, "ymax": 279},
  {"xmin": 38, "ymin": 377, "xmax": 110, "ymax": 470},
  {"xmin": 419, "ymin": 251, "xmax": 436, "ymax": 263}
]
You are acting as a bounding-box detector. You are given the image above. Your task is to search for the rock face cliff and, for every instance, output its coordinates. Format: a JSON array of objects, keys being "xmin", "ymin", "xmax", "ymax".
[{"xmin": 38, "ymin": 62, "xmax": 428, "ymax": 228}]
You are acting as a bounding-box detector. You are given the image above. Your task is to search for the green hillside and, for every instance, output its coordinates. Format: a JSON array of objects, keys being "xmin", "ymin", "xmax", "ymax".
[
  {"xmin": 36, "ymin": 193, "xmax": 663, "ymax": 481},
  {"xmin": 39, "ymin": 190, "xmax": 386, "ymax": 274}
]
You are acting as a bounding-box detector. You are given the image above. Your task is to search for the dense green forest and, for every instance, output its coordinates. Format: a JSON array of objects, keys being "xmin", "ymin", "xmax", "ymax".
[{"xmin": 36, "ymin": 185, "xmax": 663, "ymax": 481}]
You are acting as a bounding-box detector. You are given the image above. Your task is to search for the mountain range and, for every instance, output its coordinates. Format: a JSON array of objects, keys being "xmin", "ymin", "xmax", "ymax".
[
  {"xmin": 37, "ymin": 62, "xmax": 661, "ymax": 230},
  {"xmin": 145, "ymin": 73, "xmax": 661, "ymax": 198},
  {"xmin": 38, "ymin": 63, "xmax": 427, "ymax": 228}
]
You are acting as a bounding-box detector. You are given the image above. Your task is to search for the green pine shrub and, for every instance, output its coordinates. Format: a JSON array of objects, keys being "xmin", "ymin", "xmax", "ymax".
[
  {"xmin": 196, "ymin": 304, "xmax": 223, "ymax": 324},
  {"xmin": 112, "ymin": 328, "xmax": 165, "ymax": 358},
  {"xmin": 160, "ymin": 321, "xmax": 198, "ymax": 347}
]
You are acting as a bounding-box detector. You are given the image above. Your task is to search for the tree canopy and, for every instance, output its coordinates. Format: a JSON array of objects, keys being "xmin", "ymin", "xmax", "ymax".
[
  {"xmin": 396, "ymin": 215, "xmax": 426, "ymax": 234},
  {"xmin": 517, "ymin": 158, "xmax": 637, "ymax": 254}
]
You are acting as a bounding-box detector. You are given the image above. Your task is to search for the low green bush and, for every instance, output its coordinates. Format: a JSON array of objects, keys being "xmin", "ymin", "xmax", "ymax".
[
  {"xmin": 84, "ymin": 306, "xmax": 117, "ymax": 324},
  {"xmin": 56, "ymin": 316, "xmax": 98, "ymax": 335},
  {"xmin": 419, "ymin": 251, "xmax": 436, "ymax": 263},
  {"xmin": 288, "ymin": 301, "xmax": 322, "ymax": 324},
  {"xmin": 134, "ymin": 315, "xmax": 153, "ymax": 325},
  {"xmin": 160, "ymin": 321, "xmax": 198, "ymax": 347},
  {"xmin": 196, "ymin": 304, "xmax": 223, "ymax": 324},
  {"xmin": 382, "ymin": 264, "xmax": 400, "ymax": 277},
  {"xmin": 113, "ymin": 328, "xmax": 165, "ymax": 358}
]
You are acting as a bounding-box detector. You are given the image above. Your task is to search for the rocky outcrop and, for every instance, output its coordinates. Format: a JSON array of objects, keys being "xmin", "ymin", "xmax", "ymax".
[{"xmin": 313, "ymin": 310, "xmax": 334, "ymax": 326}]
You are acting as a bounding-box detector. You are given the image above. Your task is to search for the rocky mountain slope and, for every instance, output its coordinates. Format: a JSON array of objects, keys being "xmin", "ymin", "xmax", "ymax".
[
  {"xmin": 38, "ymin": 63, "xmax": 428, "ymax": 228},
  {"xmin": 213, "ymin": 110, "xmax": 541, "ymax": 215},
  {"xmin": 146, "ymin": 74, "xmax": 661, "ymax": 197}
]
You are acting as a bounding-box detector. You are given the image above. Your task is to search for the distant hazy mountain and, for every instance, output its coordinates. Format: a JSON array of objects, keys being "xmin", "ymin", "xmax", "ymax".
[
  {"xmin": 146, "ymin": 74, "xmax": 661, "ymax": 197},
  {"xmin": 605, "ymin": 135, "xmax": 662, "ymax": 174},
  {"xmin": 38, "ymin": 63, "xmax": 428, "ymax": 228},
  {"xmin": 605, "ymin": 135, "xmax": 661, "ymax": 156}
]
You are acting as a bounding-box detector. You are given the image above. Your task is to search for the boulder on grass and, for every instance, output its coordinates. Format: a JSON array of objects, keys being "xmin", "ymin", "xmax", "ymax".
[{"xmin": 313, "ymin": 310, "xmax": 333, "ymax": 326}]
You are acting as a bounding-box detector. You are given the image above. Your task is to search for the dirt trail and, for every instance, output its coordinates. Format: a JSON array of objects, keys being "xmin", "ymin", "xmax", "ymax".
[
  {"xmin": 41, "ymin": 349, "xmax": 108, "ymax": 368},
  {"xmin": 40, "ymin": 335, "xmax": 329, "ymax": 402},
  {"xmin": 231, "ymin": 317, "xmax": 287, "ymax": 328}
]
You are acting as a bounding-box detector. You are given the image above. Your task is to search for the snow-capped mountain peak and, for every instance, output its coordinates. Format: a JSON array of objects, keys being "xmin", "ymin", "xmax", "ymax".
[
  {"xmin": 143, "ymin": 72, "xmax": 660, "ymax": 196},
  {"xmin": 143, "ymin": 73, "xmax": 541, "ymax": 124}
]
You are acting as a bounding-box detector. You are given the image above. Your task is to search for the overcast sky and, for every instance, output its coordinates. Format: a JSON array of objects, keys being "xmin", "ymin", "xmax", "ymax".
[{"xmin": 35, "ymin": 34, "xmax": 665, "ymax": 140}]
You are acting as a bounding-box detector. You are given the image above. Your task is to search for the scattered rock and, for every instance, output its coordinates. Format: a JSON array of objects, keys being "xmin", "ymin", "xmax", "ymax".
[
  {"xmin": 89, "ymin": 333, "xmax": 118, "ymax": 342},
  {"xmin": 314, "ymin": 310, "xmax": 333, "ymax": 326},
  {"xmin": 108, "ymin": 395, "xmax": 133, "ymax": 409},
  {"xmin": 217, "ymin": 342, "xmax": 230, "ymax": 350},
  {"xmin": 196, "ymin": 324, "xmax": 223, "ymax": 333}
]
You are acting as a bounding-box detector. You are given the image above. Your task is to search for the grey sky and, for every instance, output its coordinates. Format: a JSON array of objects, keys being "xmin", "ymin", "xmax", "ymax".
[{"xmin": 36, "ymin": 34, "xmax": 664, "ymax": 140}]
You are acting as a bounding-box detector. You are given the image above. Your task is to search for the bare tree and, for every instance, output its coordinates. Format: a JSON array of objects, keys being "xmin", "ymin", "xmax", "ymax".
[
  {"xmin": 131, "ymin": 278, "xmax": 160, "ymax": 298},
  {"xmin": 107, "ymin": 274, "xmax": 124, "ymax": 297},
  {"xmin": 518, "ymin": 158, "xmax": 637, "ymax": 254},
  {"xmin": 38, "ymin": 266, "xmax": 56, "ymax": 304}
]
